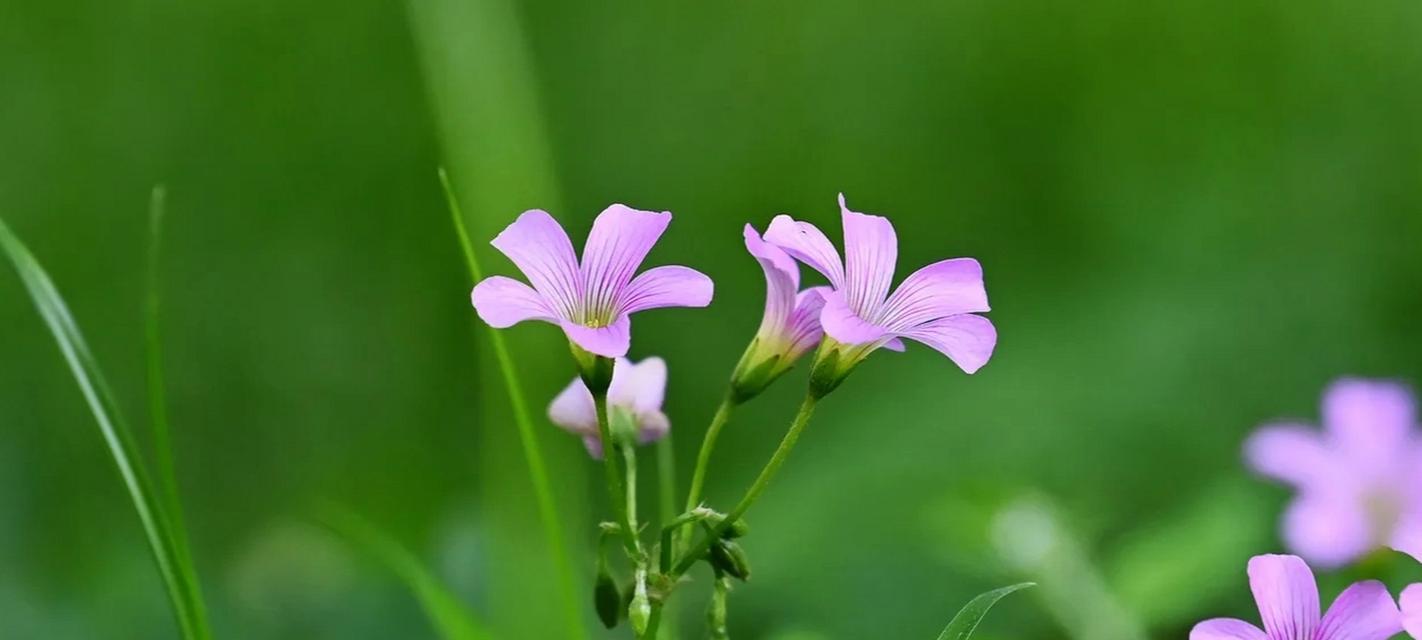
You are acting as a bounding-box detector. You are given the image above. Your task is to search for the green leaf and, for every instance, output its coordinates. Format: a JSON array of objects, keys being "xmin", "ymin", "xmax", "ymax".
[
  {"xmin": 0, "ymin": 216, "xmax": 210, "ymax": 639},
  {"xmin": 936, "ymin": 583, "xmax": 1034, "ymax": 640},
  {"xmin": 317, "ymin": 505, "xmax": 492, "ymax": 640}
]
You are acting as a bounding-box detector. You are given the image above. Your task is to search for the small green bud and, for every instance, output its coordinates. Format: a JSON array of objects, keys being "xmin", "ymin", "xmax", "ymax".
[
  {"xmin": 628, "ymin": 570, "xmax": 652, "ymax": 635},
  {"xmin": 707, "ymin": 575, "xmax": 731, "ymax": 639},
  {"xmin": 709, "ymin": 539, "xmax": 752, "ymax": 581},
  {"xmin": 703, "ymin": 512, "xmax": 750, "ymax": 539},
  {"xmin": 593, "ymin": 565, "xmax": 622, "ymax": 629}
]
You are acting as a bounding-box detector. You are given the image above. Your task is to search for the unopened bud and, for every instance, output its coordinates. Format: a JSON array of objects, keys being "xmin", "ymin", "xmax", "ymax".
[
  {"xmin": 709, "ymin": 539, "xmax": 752, "ymax": 581},
  {"xmin": 593, "ymin": 565, "xmax": 622, "ymax": 629},
  {"xmin": 707, "ymin": 576, "xmax": 731, "ymax": 639},
  {"xmin": 628, "ymin": 569, "xmax": 652, "ymax": 634}
]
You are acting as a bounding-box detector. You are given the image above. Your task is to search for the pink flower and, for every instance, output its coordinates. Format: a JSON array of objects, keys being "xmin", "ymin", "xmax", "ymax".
[
  {"xmin": 471, "ymin": 206, "xmax": 714, "ymax": 358},
  {"xmin": 548, "ymin": 356, "xmax": 669, "ymax": 459},
  {"xmin": 763, "ymin": 194, "xmax": 995, "ymax": 376},
  {"xmin": 1403, "ymin": 584, "xmax": 1422, "ymax": 639},
  {"xmin": 1245, "ymin": 379, "xmax": 1422, "ymax": 568},
  {"xmin": 1190, "ymin": 554, "xmax": 1401, "ymax": 640},
  {"xmin": 729, "ymin": 225, "xmax": 828, "ymax": 400}
]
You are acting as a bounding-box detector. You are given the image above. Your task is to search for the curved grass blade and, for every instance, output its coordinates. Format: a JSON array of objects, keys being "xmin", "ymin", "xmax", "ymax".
[
  {"xmin": 935, "ymin": 582, "xmax": 1034, "ymax": 640},
  {"xmin": 317, "ymin": 504, "xmax": 492, "ymax": 640},
  {"xmin": 0, "ymin": 216, "xmax": 211, "ymax": 639}
]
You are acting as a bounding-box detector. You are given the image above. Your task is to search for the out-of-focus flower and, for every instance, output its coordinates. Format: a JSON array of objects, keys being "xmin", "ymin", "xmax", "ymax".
[
  {"xmin": 548, "ymin": 357, "xmax": 669, "ymax": 458},
  {"xmin": 763, "ymin": 194, "xmax": 994, "ymax": 395},
  {"xmin": 1402, "ymin": 584, "xmax": 1422, "ymax": 639},
  {"xmin": 1190, "ymin": 554, "xmax": 1400, "ymax": 640},
  {"xmin": 729, "ymin": 224, "xmax": 828, "ymax": 401},
  {"xmin": 1245, "ymin": 379, "xmax": 1422, "ymax": 567},
  {"xmin": 471, "ymin": 205, "xmax": 713, "ymax": 358}
]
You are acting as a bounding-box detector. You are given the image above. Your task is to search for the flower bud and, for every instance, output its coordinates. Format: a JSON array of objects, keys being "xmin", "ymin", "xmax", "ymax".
[
  {"xmin": 707, "ymin": 576, "xmax": 731, "ymax": 639},
  {"xmin": 628, "ymin": 569, "xmax": 652, "ymax": 634},
  {"xmin": 709, "ymin": 539, "xmax": 752, "ymax": 581},
  {"xmin": 703, "ymin": 511, "xmax": 750, "ymax": 539},
  {"xmin": 593, "ymin": 564, "xmax": 622, "ymax": 629}
]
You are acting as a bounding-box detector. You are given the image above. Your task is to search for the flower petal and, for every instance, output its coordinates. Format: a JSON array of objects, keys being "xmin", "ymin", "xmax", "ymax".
[
  {"xmin": 548, "ymin": 378, "xmax": 597, "ymax": 436},
  {"xmin": 882, "ymin": 337, "xmax": 906, "ymax": 352},
  {"xmin": 1248, "ymin": 554, "xmax": 1321, "ymax": 640},
  {"xmin": 1399, "ymin": 584, "xmax": 1422, "ymax": 639},
  {"xmin": 764, "ymin": 214, "xmax": 845, "ymax": 289},
  {"xmin": 582, "ymin": 435, "xmax": 605, "ymax": 460},
  {"xmin": 786, "ymin": 287, "xmax": 829, "ymax": 357},
  {"xmin": 1316, "ymin": 580, "xmax": 1401, "ymax": 640},
  {"xmin": 609, "ymin": 356, "xmax": 667, "ymax": 415},
  {"xmin": 819, "ymin": 289, "xmax": 890, "ymax": 345},
  {"xmin": 471, "ymin": 276, "xmax": 556, "ymax": 328},
  {"xmin": 746, "ymin": 224, "xmax": 801, "ymax": 334},
  {"xmin": 1389, "ymin": 504, "xmax": 1422, "ymax": 564},
  {"xmin": 1190, "ymin": 619, "xmax": 1268, "ymax": 640},
  {"xmin": 636, "ymin": 410, "xmax": 670, "ymax": 445},
  {"xmin": 1322, "ymin": 379, "xmax": 1416, "ymax": 470},
  {"xmin": 879, "ymin": 258, "xmax": 990, "ymax": 331},
  {"xmin": 838, "ymin": 194, "xmax": 897, "ymax": 316},
  {"xmin": 581, "ymin": 204, "xmax": 671, "ymax": 319},
  {"xmin": 489, "ymin": 209, "xmax": 581, "ymax": 317},
  {"xmin": 896, "ymin": 314, "xmax": 997, "ymax": 374},
  {"xmin": 560, "ymin": 315, "xmax": 631, "ymax": 358},
  {"xmin": 618, "ymin": 265, "xmax": 714, "ymax": 315},
  {"xmin": 1243, "ymin": 423, "xmax": 1333, "ymax": 489},
  {"xmin": 1281, "ymin": 495, "xmax": 1374, "ymax": 569}
]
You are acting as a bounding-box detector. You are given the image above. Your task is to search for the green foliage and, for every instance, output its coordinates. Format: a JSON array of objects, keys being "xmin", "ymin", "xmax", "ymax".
[
  {"xmin": 0, "ymin": 217, "xmax": 211, "ymax": 639},
  {"xmin": 936, "ymin": 583, "xmax": 1034, "ymax": 640}
]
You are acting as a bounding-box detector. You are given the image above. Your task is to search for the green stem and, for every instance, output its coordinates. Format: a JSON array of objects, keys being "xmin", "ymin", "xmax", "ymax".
[
  {"xmin": 594, "ymin": 393, "xmax": 639, "ymax": 556},
  {"xmin": 672, "ymin": 394, "xmax": 819, "ymax": 577},
  {"xmin": 440, "ymin": 170, "xmax": 584, "ymax": 639},
  {"xmin": 683, "ymin": 395, "xmax": 736, "ymax": 517},
  {"xmin": 657, "ymin": 435, "xmax": 677, "ymax": 534},
  {"xmin": 642, "ymin": 605, "xmax": 663, "ymax": 640}
]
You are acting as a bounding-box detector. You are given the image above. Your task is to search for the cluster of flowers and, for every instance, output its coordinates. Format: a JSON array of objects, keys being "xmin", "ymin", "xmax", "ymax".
[
  {"xmin": 470, "ymin": 194, "xmax": 995, "ymax": 637},
  {"xmin": 1194, "ymin": 379, "xmax": 1422, "ymax": 639}
]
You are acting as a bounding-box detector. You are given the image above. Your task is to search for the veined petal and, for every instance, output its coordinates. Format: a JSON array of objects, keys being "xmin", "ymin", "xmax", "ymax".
[
  {"xmin": 746, "ymin": 224, "xmax": 801, "ymax": 334},
  {"xmin": 839, "ymin": 194, "xmax": 897, "ymax": 317},
  {"xmin": 1281, "ymin": 494, "xmax": 1374, "ymax": 569},
  {"xmin": 1316, "ymin": 580, "xmax": 1401, "ymax": 640},
  {"xmin": 879, "ymin": 258, "xmax": 989, "ymax": 331},
  {"xmin": 764, "ymin": 214, "xmax": 845, "ymax": 289},
  {"xmin": 561, "ymin": 315, "xmax": 631, "ymax": 358},
  {"xmin": 618, "ymin": 265, "xmax": 713, "ymax": 315},
  {"xmin": 819, "ymin": 289, "xmax": 890, "ymax": 345},
  {"xmin": 1243, "ymin": 424, "xmax": 1333, "ymax": 489},
  {"xmin": 489, "ymin": 210, "xmax": 581, "ymax": 317},
  {"xmin": 785, "ymin": 287, "xmax": 828, "ymax": 357},
  {"xmin": 882, "ymin": 337, "xmax": 906, "ymax": 352},
  {"xmin": 609, "ymin": 356, "xmax": 667, "ymax": 415},
  {"xmin": 1399, "ymin": 584, "xmax": 1422, "ymax": 639},
  {"xmin": 896, "ymin": 314, "xmax": 997, "ymax": 374},
  {"xmin": 1190, "ymin": 619, "xmax": 1268, "ymax": 640},
  {"xmin": 1323, "ymin": 379, "xmax": 1416, "ymax": 471},
  {"xmin": 581, "ymin": 204, "xmax": 671, "ymax": 321},
  {"xmin": 1248, "ymin": 554, "xmax": 1321, "ymax": 640},
  {"xmin": 548, "ymin": 378, "xmax": 597, "ymax": 436},
  {"xmin": 471, "ymin": 276, "xmax": 557, "ymax": 328}
]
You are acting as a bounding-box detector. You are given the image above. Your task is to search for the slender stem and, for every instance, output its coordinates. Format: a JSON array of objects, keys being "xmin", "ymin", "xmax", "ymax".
[
  {"xmin": 657, "ymin": 436, "xmax": 677, "ymax": 534},
  {"xmin": 594, "ymin": 393, "xmax": 639, "ymax": 556},
  {"xmin": 671, "ymin": 394, "xmax": 819, "ymax": 577},
  {"xmin": 683, "ymin": 395, "xmax": 736, "ymax": 517},
  {"xmin": 440, "ymin": 170, "xmax": 585, "ymax": 639},
  {"xmin": 642, "ymin": 605, "xmax": 664, "ymax": 640},
  {"xmin": 622, "ymin": 442, "xmax": 638, "ymax": 534}
]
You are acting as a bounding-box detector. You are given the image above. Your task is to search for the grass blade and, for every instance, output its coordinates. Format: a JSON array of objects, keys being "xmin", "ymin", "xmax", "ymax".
[
  {"xmin": 317, "ymin": 505, "xmax": 492, "ymax": 640},
  {"xmin": 0, "ymin": 216, "xmax": 210, "ymax": 639},
  {"xmin": 439, "ymin": 169, "xmax": 583, "ymax": 638},
  {"xmin": 935, "ymin": 582, "xmax": 1034, "ymax": 640}
]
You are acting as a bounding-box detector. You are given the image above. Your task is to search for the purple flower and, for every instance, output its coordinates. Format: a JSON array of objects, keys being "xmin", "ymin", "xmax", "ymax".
[
  {"xmin": 729, "ymin": 225, "xmax": 829, "ymax": 399},
  {"xmin": 548, "ymin": 356, "xmax": 669, "ymax": 459},
  {"xmin": 763, "ymin": 194, "xmax": 995, "ymax": 375},
  {"xmin": 471, "ymin": 205, "xmax": 714, "ymax": 358},
  {"xmin": 1245, "ymin": 379, "xmax": 1422, "ymax": 568},
  {"xmin": 1403, "ymin": 584, "xmax": 1422, "ymax": 639},
  {"xmin": 1190, "ymin": 554, "xmax": 1400, "ymax": 640}
]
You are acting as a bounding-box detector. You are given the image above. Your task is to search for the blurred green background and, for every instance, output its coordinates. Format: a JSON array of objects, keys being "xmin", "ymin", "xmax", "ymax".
[{"xmin": 3, "ymin": 0, "xmax": 1422, "ymax": 638}]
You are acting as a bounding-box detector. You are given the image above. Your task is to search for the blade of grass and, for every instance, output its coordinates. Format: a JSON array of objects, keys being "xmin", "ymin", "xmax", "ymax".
[
  {"xmin": 935, "ymin": 583, "xmax": 1034, "ymax": 640},
  {"xmin": 145, "ymin": 186, "xmax": 208, "ymax": 619},
  {"xmin": 0, "ymin": 216, "xmax": 210, "ymax": 639},
  {"xmin": 317, "ymin": 504, "xmax": 492, "ymax": 640},
  {"xmin": 439, "ymin": 169, "xmax": 584, "ymax": 638}
]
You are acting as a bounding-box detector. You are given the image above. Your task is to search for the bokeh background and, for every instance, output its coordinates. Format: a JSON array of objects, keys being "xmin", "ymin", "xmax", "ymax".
[{"xmin": 3, "ymin": 0, "xmax": 1422, "ymax": 638}]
